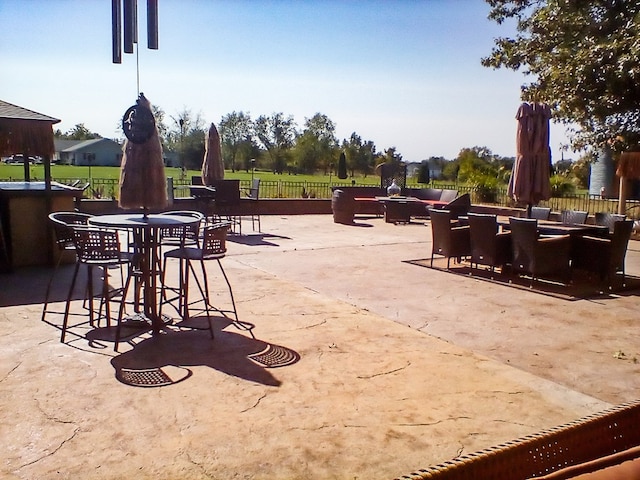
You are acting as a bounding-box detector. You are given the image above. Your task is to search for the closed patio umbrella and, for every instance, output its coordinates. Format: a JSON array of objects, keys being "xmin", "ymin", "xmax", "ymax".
[
  {"xmin": 201, "ymin": 122, "xmax": 224, "ymax": 185},
  {"xmin": 507, "ymin": 102, "xmax": 552, "ymax": 216},
  {"xmin": 119, "ymin": 93, "xmax": 168, "ymax": 212}
]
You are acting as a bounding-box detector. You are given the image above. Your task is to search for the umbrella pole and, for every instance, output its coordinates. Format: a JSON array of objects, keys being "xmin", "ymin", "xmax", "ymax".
[{"xmin": 526, "ymin": 204, "xmax": 532, "ymax": 218}]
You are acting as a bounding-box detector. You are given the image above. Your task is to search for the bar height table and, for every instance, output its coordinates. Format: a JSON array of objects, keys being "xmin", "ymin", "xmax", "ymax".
[{"xmin": 88, "ymin": 213, "xmax": 201, "ymax": 333}]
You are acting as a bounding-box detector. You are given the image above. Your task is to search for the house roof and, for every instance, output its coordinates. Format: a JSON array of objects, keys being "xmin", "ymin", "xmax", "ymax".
[
  {"xmin": 59, "ymin": 138, "xmax": 121, "ymax": 152},
  {"xmin": 0, "ymin": 99, "xmax": 60, "ymax": 123}
]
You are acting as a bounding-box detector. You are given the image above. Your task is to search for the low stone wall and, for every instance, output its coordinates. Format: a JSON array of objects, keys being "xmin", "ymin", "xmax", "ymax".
[{"xmin": 79, "ymin": 197, "xmax": 333, "ymax": 216}]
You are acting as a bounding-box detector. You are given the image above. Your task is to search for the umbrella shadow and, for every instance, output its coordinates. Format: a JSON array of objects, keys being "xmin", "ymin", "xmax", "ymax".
[
  {"xmin": 110, "ymin": 318, "xmax": 299, "ymax": 388},
  {"xmin": 226, "ymin": 233, "xmax": 291, "ymax": 246}
]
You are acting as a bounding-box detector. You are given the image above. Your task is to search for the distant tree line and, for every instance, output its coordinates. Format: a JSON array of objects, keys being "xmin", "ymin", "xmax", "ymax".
[{"xmin": 53, "ymin": 113, "xmax": 589, "ymax": 192}]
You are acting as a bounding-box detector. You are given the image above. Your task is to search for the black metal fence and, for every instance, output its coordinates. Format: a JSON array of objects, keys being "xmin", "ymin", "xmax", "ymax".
[{"xmin": 7, "ymin": 176, "xmax": 640, "ymax": 219}]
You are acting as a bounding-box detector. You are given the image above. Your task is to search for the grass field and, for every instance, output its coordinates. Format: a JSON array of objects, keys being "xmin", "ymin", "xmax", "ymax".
[{"xmin": 0, "ymin": 163, "xmax": 382, "ymax": 186}]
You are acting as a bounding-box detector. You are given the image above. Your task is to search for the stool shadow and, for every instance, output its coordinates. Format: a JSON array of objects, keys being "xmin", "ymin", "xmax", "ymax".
[{"xmin": 110, "ymin": 322, "xmax": 299, "ymax": 388}]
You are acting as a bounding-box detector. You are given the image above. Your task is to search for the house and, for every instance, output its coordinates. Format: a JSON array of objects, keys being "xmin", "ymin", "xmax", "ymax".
[{"xmin": 54, "ymin": 138, "xmax": 123, "ymax": 167}]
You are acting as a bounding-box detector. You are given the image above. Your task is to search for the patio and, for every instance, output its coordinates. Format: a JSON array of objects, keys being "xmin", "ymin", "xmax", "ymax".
[{"xmin": 1, "ymin": 214, "xmax": 639, "ymax": 479}]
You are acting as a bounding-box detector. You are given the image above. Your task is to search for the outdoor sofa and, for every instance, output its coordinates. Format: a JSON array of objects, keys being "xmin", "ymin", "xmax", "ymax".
[
  {"xmin": 396, "ymin": 400, "xmax": 640, "ymax": 480},
  {"xmin": 330, "ymin": 186, "xmax": 459, "ymax": 218}
]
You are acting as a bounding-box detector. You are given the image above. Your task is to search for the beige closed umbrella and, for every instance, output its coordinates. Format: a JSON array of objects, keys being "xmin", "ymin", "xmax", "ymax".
[
  {"xmin": 507, "ymin": 102, "xmax": 552, "ymax": 216},
  {"xmin": 201, "ymin": 122, "xmax": 224, "ymax": 185},
  {"xmin": 118, "ymin": 93, "xmax": 167, "ymax": 212}
]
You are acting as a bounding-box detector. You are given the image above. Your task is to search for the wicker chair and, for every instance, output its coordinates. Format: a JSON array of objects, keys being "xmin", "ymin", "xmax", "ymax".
[
  {"xmin": 509, "ymin": 217, "xmax": 571, "ymax": 286},
  {"xmin": 468, "ymin": 213, "xmax": 511, "ymax": 274},
  {"xmin": 530, "ymin": 206, "xmax": 551, "ymax": 220},
  {"xmin": 160, "ymin": 222, "xmax": 239, "ymax": 336},
  {"xmin": 41, "ymin": 212, "xmax": 94, "ymax": 324},
  {"xmin": 571, "ymin": 219, "xmax": 634, "ymax": 289},
  {"xmin": 594, "ymin": 212, "xmax": 626, "ymax": 234},
  {"xmin": 430, "ymin": 209, "xmax": 471, "ymax": 269},
  {"xmin": 561, "ymin": 210, "xmax": 588, "ymax": 225},
  {"xmin": 395, "ymin": 400, "xmax": 640, "ymax": 480}
]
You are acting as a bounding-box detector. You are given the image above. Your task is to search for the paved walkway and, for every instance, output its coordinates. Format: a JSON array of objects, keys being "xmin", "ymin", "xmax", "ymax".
[{"xmin": 1, "ymin": 214, "xmax": 638, "ymax": 479}]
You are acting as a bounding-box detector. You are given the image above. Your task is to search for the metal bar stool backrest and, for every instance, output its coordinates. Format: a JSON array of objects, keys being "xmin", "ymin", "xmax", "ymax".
[
  {"xmin": 73, "ymin": 227, "xmax": 125, "ymax": 265},
  {"xmin": 201, "ymin": 223, "xmax": 228, "ymax": 258},
  {"xmin": 49, "ymin": 212, "xmax": 94, "ymax": 250},
  {"xmin": 159, "ymin": 210, "xmax": 204, "ymax": 246}
]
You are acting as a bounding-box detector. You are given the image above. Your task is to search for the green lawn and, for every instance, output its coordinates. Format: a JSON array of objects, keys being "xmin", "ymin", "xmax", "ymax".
[{"xmin": 0, "ymin": 163, "xmax": 382, "ymax": 185}]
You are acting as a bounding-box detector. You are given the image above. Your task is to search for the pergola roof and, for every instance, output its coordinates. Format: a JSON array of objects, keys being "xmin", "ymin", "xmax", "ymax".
[{"xmin": 0, "ymin": 99, "xmax": 60, "ymax": 157}]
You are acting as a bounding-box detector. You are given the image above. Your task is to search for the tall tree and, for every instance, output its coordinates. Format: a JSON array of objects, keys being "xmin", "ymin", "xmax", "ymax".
[
  {"xmin": 292, "ymin": 113, "xmax": 338, "ymax": 173},
  {"xmin": 165, "ymin": 108, "xmax": 206, "ymax": 170},
  {"xmin": 219, "ymin": 111, "xmax": 255, "ymax": 172},
  {"xmin": 255, "ymin": 113, "xmax": 297, "ymax": 173},
  {"xmin": 483, "ymin": 0, "xmax": 640, "ymax": 152}
]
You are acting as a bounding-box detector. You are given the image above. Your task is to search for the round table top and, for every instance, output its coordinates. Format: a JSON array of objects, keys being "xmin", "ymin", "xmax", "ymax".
[{"xmin": 88, "ymin": 212, "xmax": 201, "ymax": 229}]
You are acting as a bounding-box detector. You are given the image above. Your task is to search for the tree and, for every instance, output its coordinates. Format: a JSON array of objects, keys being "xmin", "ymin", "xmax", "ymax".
[
  {"xmin": 483, "ymin": 1, "xmax": 640, "ymax": 153},
  {"xmin": 342, "ymin": 132, "xmax": 377, "ymax": 177},
  {"xmin": 292, "ymin": 113, "xmax": 338, "ymax": 174},
  {"xmin": 417, "ymin": 161, "xmax": 430, "ymax": 184},
  {"xmin": 219, "ymin": 111, "xmax": 256, "ymax": 172},
  {"xmin": 54, "ymin": 124, "xmax": 101, "ymax": 140},
  {"xmin": 255, "ymin": 113, "xmax": 297, "ymax": 173},
  {"xmin": 165, "ymin": 108, "xmax": 206, "ymax": 170}
]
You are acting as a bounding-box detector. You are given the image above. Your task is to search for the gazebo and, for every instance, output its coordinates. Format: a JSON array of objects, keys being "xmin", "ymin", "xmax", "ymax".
[
  {"xmin": 0, "ymin": 99, "xmax": 60, "ymax": 182},
  {"xmin": 0, "ymin": 100, "xmax": 82, "ymax": 272}
]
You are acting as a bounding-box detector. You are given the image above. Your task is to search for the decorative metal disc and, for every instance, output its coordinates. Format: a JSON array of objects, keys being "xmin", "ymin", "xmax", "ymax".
[{"xmin": 122, "ymin": 104, "xmax": 156, "ymax": 144}]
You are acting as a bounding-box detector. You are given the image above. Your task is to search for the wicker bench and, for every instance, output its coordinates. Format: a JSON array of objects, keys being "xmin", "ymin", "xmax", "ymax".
[{"xmin": 396, "ymin": 400, "xmax": 640, "ymax": 480}]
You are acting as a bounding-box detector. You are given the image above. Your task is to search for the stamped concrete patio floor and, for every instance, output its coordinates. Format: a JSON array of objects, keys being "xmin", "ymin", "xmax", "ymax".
[{"xmin": 1, "ymin": 214, "xmax": 639, "ymax": 480}]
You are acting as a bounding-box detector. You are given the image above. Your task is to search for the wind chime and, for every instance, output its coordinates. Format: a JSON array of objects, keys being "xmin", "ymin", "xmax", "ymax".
[{"xmin": 111, "ymin": 0, "xmax": 167, "ymax": 214}]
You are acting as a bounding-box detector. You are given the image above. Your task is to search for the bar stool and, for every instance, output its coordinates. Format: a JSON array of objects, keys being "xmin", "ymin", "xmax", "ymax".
[
  {"xmin": 160, "ymin": 222, "xmax": 238, "ymax": 338},
  {"xmin": 60, "ymin": 226, "xmax": 133, "ymax": 343},
  {"xmin": 41, "ymin": 212, "xmax": 93, "ymax": 324}
]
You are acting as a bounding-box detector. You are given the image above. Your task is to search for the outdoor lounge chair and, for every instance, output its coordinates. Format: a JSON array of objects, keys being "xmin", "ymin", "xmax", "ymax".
[
  {"xmin": 468, "ymin": 213, "xmax": 511, "ymax": 274},
  {"xmin": 572, "ymin": 219, "xmax": 634, "ymax": 289},
  {"xmin": 430, "ymin": 209, "xmax": 471, "ymax": 269},
  {"xmin": 395, "ymin": 400, "xmax": 640, "ymax": 480},
  {"xmin": 509, "ymin": 217, "xmax": 571, "ymax": 286}
]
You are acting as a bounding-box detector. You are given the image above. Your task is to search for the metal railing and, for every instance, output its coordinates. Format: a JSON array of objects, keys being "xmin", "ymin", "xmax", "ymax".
[{"xmin": 4, "ymin": 176, "xmax": 639, "ymax": 219}]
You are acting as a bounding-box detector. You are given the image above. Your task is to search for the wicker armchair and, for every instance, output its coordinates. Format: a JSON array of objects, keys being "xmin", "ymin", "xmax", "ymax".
[
  {"xmin": 594, "ymin": 212, "xmax": 626, "ymax": 234},
  {"xmin": 509, "ymin": 217, "xmax": 571, "ymax": 286},
  {"xmin": 468, "ymin": 213, "xmax": 511, "ymax": 274},
  {"xmin": 396, "ymin": 400, "xmax": 640, "ymax": 480},
  {"xmin": 561, "ymin": 210, "xmax": 588, "ymax": 225},
  {"xmin": 572, "ymin": 219, "xmax": 634, "ymax": 289},
  {"xmin": 530, "ymin": 206, "xmax": 551, "ymax": 220},
  {"xmin": 430, "ymin": 209, "xmax": 471, "ymax": 269}
]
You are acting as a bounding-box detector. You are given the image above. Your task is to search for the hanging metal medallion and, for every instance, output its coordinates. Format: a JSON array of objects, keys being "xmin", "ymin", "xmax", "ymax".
[{"xmin": 122, "ymin": 101, "xmax": 155, "ymax": 144}]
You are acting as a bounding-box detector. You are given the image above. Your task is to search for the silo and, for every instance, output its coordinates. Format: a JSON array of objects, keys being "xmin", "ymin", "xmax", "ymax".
[{"xmin": 589, "ymin": 147, "xmax": 616, "ymax": 197}]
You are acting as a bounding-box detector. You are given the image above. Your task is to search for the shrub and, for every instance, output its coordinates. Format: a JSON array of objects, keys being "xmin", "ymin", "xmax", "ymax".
[{"xmin": 550, "ymin": 174, "xmax": 576, "ymax": 197}]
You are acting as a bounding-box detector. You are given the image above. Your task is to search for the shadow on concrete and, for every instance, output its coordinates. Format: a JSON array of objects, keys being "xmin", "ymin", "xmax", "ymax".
[
  {"xmin": 110, "ymin": 320, "xmax": 299, "ymax": 388},
  {"xmin": 227, "ymin": 233, "xmax": 291, "ymax": 246}
]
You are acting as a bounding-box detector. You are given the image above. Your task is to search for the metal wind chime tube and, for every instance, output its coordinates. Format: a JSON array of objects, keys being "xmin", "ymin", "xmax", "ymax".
[
  {"xmin": 123, "ymin": 0, "xmax": 137, "ymax": 54},
  {"xmin": 112, "ymin": 0, "xmax": 157, "ymax": 62},
  {"xmin": 111, "ymin": 0, "xmax": 122, "ymax": 64},
  {"xmin": 147, "ymin": 0, "xmax": 158, "ymax": 50}
]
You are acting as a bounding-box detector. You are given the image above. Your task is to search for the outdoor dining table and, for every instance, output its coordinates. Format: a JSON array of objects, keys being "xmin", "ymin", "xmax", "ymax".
[
  {"xmin": 496, "ymin": 217, "xmax": 610, "ymax": 237},
  {"xmin": 88, "ymin": 212, "xmax": 200, "ymax": 333}
]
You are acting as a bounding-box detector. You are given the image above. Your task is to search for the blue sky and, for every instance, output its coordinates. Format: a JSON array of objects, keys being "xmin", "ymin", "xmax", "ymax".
[{"xmin": 1, "ymin": 0, "xmax": 573, "ymax": 162}]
